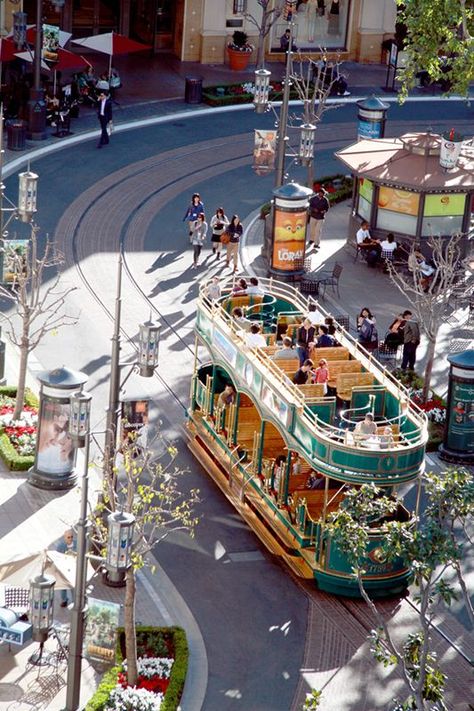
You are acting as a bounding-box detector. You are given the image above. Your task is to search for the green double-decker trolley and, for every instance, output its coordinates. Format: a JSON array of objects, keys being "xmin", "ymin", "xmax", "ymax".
[{"xmin": 187, "ymin": 277, "xmax": 428, "ymax": 597}]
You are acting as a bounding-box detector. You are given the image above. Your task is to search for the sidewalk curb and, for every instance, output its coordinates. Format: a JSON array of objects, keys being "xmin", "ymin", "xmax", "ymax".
[{"xmin": 139, "ymin": 566, "xmax": 208, "ymax": 711}]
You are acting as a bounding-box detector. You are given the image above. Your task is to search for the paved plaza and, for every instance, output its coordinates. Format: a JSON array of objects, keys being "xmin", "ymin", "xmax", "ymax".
[{"xmin": 0, "ymin": 54, "xmax": 472, "ymax": 710}]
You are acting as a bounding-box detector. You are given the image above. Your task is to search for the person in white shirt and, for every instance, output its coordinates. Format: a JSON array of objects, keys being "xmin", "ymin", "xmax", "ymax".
[
  {"xmin": 305, "ymin": 300, "xmax": 324, "ymax": 325},
  {"xmin": 246, "ymin": 277, "xmax": 264, "ymax": 296},
  {"xmin": 245, "ymin": 323, "xmax": 267, "ymax": 348},
  {"xmin": 205, "ymin": 277, "xmax": 221, "ymax": 302},
  {"xmin": 356, "ymin": 220, "xmax": 372, "ymax": 245},
  {"xmin": 380, "ymin": 232, "xmax": 398, "ymax": 255}
]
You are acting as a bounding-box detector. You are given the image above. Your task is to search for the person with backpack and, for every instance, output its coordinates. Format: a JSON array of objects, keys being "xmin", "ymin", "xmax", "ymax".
[{"xmin": 357, "ymin": 307, "xmax": 378, "ymax": 351}]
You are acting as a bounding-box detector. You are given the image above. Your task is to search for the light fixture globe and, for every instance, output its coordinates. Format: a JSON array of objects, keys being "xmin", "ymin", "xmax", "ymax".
[
  {"xmin": 29, "ymin": 573, "xmax": 55, "ymax": 642},
  {"xmin": 299, "ymin": 123, "xmax": 316, "ymax": 165},
  {"xmin": 69, "ymin": 390, "xmax": 92, "ymax": 448},
  {"xmin": 138, "ymin": 322, "xmax": 161, "ymax": 377},
  {"xmin": 106, "ymin": 511, "xmax": 135, "ymax": 583},
  {"xmin": 17, "ymin": 171, "xmax": 38, "ymax": 223},
  {"xmin": 253, "ymin": 68, "xmax": 271, "ymax": 114}
]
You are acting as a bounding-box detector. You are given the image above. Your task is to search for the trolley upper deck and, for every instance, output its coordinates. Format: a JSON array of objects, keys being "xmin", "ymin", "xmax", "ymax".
[{"xmin": 195, "ymin": 276, "xmax": 428, "ymax": 486}]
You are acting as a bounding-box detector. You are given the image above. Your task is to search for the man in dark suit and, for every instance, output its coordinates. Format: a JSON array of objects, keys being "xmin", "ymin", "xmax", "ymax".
[{"xmin": 97, "ymin": 91, "xmax": 112, "ymax": 148}]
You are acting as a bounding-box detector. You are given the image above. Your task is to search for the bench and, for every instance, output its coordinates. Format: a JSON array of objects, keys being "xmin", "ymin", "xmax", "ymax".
[
  {"xmin": 273, "ymin": 359, "xmax": 301, "ymax": 376},
  {"xmin": 296, "ymin": 383, "xmax": 325, "ymax": 400},
  {"xmin": 309, "ymin": 346, "xmax": 349, "ymax": 361},
  {"xmin": 327, "ymin": 360, "xmax": 362, "ymax": 387},
  {"xmin": 290, "ymin": 489, "xmax": 346, "ymax": 520},
  {"xmin": 222, "ymin": 295, "xmax": 263, "ymax": 313},
  {"xmin": 336, "ymin": 372, "xmax": 375, "ymax": 401}
]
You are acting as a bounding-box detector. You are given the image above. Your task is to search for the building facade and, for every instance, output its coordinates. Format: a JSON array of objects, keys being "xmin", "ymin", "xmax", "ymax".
[{"xmin": 5, "ymin": 0, "xmax": 396, "ymax": 65}]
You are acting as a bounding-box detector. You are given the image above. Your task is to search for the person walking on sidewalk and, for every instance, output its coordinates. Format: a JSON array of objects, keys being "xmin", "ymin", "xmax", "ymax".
[
  {"xmin": 96, "ymin": 91, "xmax": 112, "ymax": 148},
  {"xmin": 183, "ymin": 193, "xmax": 204, "ymax": 241},
  {"xmin": 224, "ymin": 215, "xmax": 243, "ymax": 272},
  {"xmin": 308, "ymin": 189, "xmax": 329, "ymax": 250},
  {"xmin": 401, "ymin": 310, "xmax": 420, "ymax": 370},
  {"xmin": 209, "ymin": 207, "xmax": 229, "ymax": 259},
  {"xmin": 190, "ymin": 212, "xmax": 208, "ymax": 269}
]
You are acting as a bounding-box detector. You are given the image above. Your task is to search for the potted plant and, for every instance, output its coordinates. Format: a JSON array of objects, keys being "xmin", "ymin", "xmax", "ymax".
[{"xmin": 227, "ymin": 30, "xmax": 254, "ymax": 71}]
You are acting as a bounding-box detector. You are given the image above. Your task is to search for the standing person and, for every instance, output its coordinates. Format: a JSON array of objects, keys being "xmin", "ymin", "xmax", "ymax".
[
  {"xmin": 183, "ymin": 193, "xmax": 204, "ymax": 241},
  {"xmin": 209, "ymin": 207, "xmax": 229, "ymax": 259},
  {"xmin": 384, "ymin": 312, "xmax": 407, "ymax": 348},
  {"xmin": 296, "ymin": 318, "xmax": 316, "ymax": 365},
  {"xmin": 204, "ymin": 276, "xmax": 221, "ymax": 302},
  {"xmin": 401, "ymin": 311, "xmax": 420, "ymax": 371},
  {"xmin": 190, "ymin": 212, "xmax": 208, "ymax": 269},
  {"xmin": 96, "ymin": 91, "xmax": 112, "ymax": 149},
  {"xmin": 308, "ymin": 189, "xmax": 330, "ymax": 250},
  {"xmin": 56, "ymin": 529, "xmax": 76, "ymax": 607},
  {"xmin": 224, "ymin": 215, "xmax": 243, "ymax": 273}
]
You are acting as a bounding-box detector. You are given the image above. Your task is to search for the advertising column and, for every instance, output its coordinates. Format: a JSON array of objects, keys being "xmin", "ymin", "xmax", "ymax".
[
  {"xmin": 356, "ymin": 96, "xmax": 390, "ymax": 141},
  {"xmin": 439, "ymin": 349, "xmax": 474, "ymax": 463},
  {"xmin": 270, "ymin": 182, "xmax": 314, "ymax": 278}
]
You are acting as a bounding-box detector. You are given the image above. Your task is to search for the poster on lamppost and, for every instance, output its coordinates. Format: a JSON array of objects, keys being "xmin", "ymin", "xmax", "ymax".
[
  {"xmin": 35, "ymin": 396, "xmax": 77, "ymax": 476},
  {"xmin": 1, "ymin": 239, "xmax": 28, "ymax": 285},
  {"xmin": 121, "ymin": 398, "xmax": 150, "ymax": 451},
  {"xmin": 42, "ymin": 23, "xmax": 59, "ymax": 62},
  {"xmin": 83, "ymin": 597, "xmax": 120, "ymax": 666},
  {"xmin": 253, "ymin": 130, "xmax": 276, "ymax": 175}
]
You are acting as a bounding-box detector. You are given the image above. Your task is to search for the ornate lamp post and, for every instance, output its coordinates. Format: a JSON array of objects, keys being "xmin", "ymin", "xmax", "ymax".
[
  {"xmin": 26, "ymin": 0, "xmax": 47, "ymax": 141},
  {"xmin": 65, "ymin": 388, "xmax": 91, "ymax": 711},
  {"xmin": 103, "ymin": 254, "xmax": 161, "ymax": 484},
  {"xmin": 299, "ymin": 123, "xmax": 317, "ymax": 166}
]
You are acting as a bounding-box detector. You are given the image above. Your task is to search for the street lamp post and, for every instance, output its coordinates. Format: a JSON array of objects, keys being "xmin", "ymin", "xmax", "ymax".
[
  {"xmin": 65, "ymin": 389, "xmax": 92, "ymax": 711},
  {"xmin": 274, "ymin": 21, "xmax": 294, "ymax": 188},
  {"xmin": 103, "ymin": 252, "xmax": 161, "ymax": 486},
  {"xmin": 26, "ymin": 0, "xmax": 47, "ymax": 140}
]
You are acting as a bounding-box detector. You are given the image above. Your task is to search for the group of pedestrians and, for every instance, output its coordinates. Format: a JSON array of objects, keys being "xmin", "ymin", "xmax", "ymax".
[
  {"xmin": 357, "ymin": 305, "xmax": 421, "ymax": 370},
  {"xmin": 183, "ymin": 193, "xmax": 243, "ymax": 271}
]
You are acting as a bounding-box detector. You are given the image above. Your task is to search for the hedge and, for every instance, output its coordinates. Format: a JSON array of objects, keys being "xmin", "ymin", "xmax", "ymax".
[
  {"xmin": 0, "ymin": 387, "xmax": 39, "ymax": 471},
  {"xmin": 259, "ymin": 175, "xmax": 354, "ymax": 219},
  {"xmin": 85, "ymin": 626, "xmax": 189, "ymax": 711}
]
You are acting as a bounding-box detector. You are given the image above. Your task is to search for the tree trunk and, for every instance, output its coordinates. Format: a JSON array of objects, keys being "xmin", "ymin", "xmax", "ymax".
[
  {"xmin": 13, "ymin": 339, "xmax": 29, "ymax": 421},
  {"xmin": 124, "ymin": 567, "xmax": 138, "ymax": 686},
  {"xmin": 421, "ymin": 335, "xmax": 437, "ymax": 402}
]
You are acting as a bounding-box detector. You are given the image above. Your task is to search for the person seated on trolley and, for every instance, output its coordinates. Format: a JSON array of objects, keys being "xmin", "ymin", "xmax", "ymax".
[
  {"xmin": 354, "ymin": 413, "xmax": 378, "ymax": 441},
  {"xmin": 293, "ymin": 359, "xmax": 314, "ymax": 384},
  {"xmin": 218, "ymin": 384, "xmax": 235, "ymax": 407},
  {"xmin": 379, "ymin": 426, "xmax": 395, "ymax": 448}
]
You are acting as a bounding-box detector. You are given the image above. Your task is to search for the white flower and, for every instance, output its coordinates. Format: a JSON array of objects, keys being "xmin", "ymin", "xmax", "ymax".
[
  {"xmin": 122, "ymin": 656, "xmax": 174, "ymax": 680},
  {"xmin": 105, "ymin": 685, "xmax": 164, "ymax": 710}
]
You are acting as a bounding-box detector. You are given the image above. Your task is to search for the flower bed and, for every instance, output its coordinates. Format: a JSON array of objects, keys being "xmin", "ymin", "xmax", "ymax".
[
  {"xmin": 0, "ymin": 387, "xmax": 39, "ymax": 471},
  {"xmin": 86, "ymin": 626, "xmax": 188, "ymax": 711},
  {"xmin": 202, "ymin": 81, "xmax": 300, "ymax": 107},
  {"xmin": 391, "ymin": 370, "xmax": 446, "ymax": 452}
]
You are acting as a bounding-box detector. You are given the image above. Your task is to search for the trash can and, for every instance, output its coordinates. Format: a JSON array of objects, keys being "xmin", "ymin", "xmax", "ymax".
[
  {"xmin": 6, "ymin": 120, "xmax": 27, "ymax": 151},
  {"xmin": 185, "ymin": 76, "xmax": 203, "ymax": 104}
]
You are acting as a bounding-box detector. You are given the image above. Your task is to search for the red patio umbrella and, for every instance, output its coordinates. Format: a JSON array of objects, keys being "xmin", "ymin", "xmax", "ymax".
[{"xmin": 72, "ymin": 31, "xmax": 150, "ymax": 76}]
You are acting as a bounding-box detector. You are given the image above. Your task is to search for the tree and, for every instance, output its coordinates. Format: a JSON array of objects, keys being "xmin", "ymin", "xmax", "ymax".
[
  {"xmin": 387, "ymin": 234, "xmax": 464, "ymax": 402},
  {"xmin": 0, "ymin": 227, "xmax": 77, "ymax": 420},
  {"xmin": 396, "ymin": 0, "xmax": 474, "ymax": 99},
  {"xmin": 245, "ymin": 0, "xmax": 282, "ymax": 68},
  {"xmin": 289, "ymin": 54, "xmax": 345, "ymax": 186},
  {"xmin": 327, "ymin": 468, "xmax": 474, "ymax": 711},
  {"xmin": 92, "ymin": 431, "xmax": 199, "ymax": 686}
]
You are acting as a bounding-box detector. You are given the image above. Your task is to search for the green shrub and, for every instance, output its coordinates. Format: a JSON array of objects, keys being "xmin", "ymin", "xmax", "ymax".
[
  {"xmin": 85, "ymin": 626, "xmax": 188, "ymax": 711},
  {"xmin": 0, "ymin": 387, "xmax": 39, "ymax": 471},
  {"xmin": 0, "ymin": 432, "xmax": 35, "ymax": 471}
]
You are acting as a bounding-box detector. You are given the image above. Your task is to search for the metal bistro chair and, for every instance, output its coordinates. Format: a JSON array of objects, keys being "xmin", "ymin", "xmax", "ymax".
[
  {"xmin": 376, "ymin": 341, "xmax": 400, "ymax": 369},
  {"xmin": 314, "ymin": 262, "xmax": 343, "ymax": 299}
]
